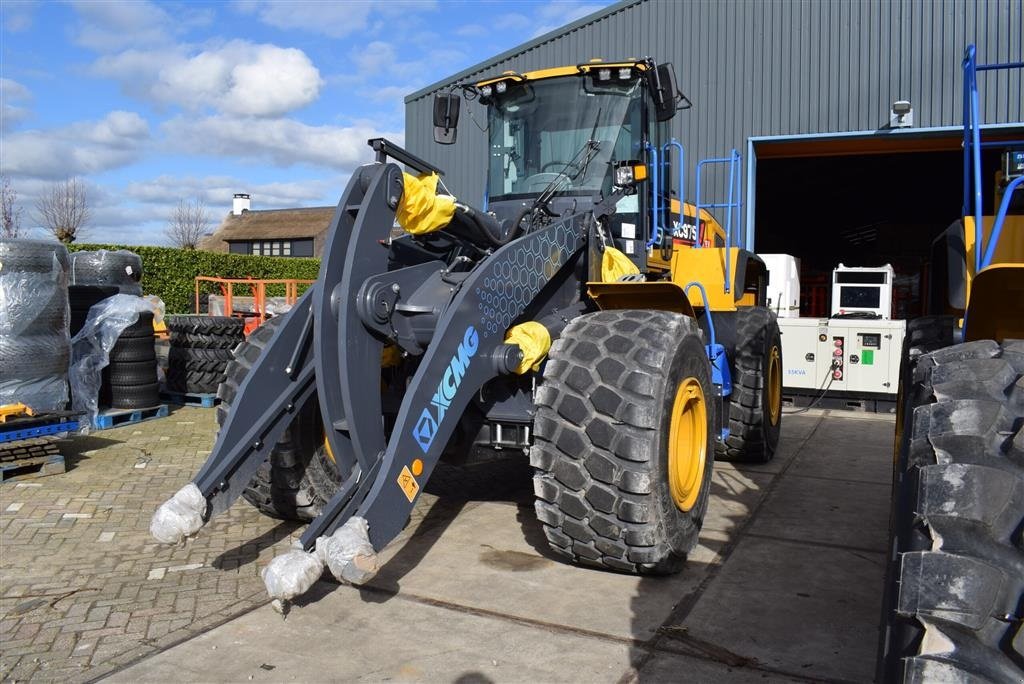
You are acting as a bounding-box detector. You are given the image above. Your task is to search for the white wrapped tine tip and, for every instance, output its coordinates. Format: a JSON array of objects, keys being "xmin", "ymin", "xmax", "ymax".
[
  {"xmin": 262, "ymin": 550, "xmax": 324, "ymax": 601},
  {"xmin": 315, "ymin": 516, "xmax": 379, "ymax": 586},
  {"xmin": 150, "ymin": 483, "xmax": 207, "ymax": 545}
]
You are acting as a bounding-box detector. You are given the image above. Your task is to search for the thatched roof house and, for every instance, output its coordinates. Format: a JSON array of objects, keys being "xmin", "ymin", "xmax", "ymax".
[{"xmin": 200, "ymin": 194, "xmax": 335, "ymax": 258}]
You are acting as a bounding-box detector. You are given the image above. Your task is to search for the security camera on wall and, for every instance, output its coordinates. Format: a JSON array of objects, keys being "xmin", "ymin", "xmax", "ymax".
[{"xmin": 890, "ymin": 100, "xmax": 913, "ymax": 128}]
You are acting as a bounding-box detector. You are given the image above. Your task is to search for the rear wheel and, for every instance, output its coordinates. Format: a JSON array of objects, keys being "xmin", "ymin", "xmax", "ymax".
[
  {"xmin": 880, "ymin": 336, "xmax": 1024, "ymax": 682},
  {"xmin": 715, "ymin": 307, "xmax": 782, "ymax": 463},
  {"xmin": 531, "ymin": 310, "xmax": 715, "ymax": 573},
  {"xmin": 217, "ymin": 317, "xmax": 339, "ymax": 521}
]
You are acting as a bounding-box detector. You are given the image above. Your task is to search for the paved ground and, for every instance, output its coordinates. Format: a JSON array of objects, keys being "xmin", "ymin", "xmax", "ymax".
[{"xmin": 0, "ymin": 405, "xmax": 894, "ymax": 683}]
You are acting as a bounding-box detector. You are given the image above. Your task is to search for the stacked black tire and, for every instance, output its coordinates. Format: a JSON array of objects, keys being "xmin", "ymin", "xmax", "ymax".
[
  {"xmin": 101, "ymin": 311, "xmax": 160, "ymax": 409},
  {"xmin": 0, "ymin": 239, "xmax": 71, "ymax": 412},
  {"xmin": 166, "ymin": 316, "xmax": 244, "ymax": 394},
  {"xmin": 70, "ymin": 250, "xmax": 143, "ymax": 295},
  {"xmin": 879, "ymin": 318, "xmax": 1024, "ymax": 682},
  {"xmin": 68, "ymin": 285, "xmax": 119, "ymax": 336}
]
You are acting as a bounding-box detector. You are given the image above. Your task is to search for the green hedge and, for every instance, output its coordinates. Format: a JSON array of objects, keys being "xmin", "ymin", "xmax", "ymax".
[{"xmin": 68, "ymin": 244, "xmax": 320, "ymax": 314}]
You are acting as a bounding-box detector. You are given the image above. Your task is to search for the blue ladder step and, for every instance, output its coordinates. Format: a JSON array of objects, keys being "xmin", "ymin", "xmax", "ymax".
[
  {"xmin": 160, "ymin": 391, "xmax": 219, "ymax": 409},
  {"xmin": 92, "ymin": 405, "xmax": 169, "ymax": 430}
]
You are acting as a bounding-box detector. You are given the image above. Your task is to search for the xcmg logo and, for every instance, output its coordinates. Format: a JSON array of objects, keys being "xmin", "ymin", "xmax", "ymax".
[{"xmin": 412, "ymin": 325, "xmax": 479, "ymax": 453}]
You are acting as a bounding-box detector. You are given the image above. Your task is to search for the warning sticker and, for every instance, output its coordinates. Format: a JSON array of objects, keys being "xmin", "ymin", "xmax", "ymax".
[{"xmin": 397, "ymin": 465, "xmax": 420, "ymax": 503}]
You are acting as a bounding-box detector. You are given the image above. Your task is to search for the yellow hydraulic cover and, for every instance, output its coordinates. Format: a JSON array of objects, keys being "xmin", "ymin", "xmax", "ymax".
[
  {"xmin": 671, "ymin": 247, "xmax": 753, "ymax": 311},
  {"xmin": 396, "ymin": 173, "xmax": 455, "ymax": 235},
  {"xmin": 601, "ymin": 247, "xmax": 640, "ymax": 282},
  {"xmin": 505, "ymin": 322, "xmax": 551, "ymax": 374}
]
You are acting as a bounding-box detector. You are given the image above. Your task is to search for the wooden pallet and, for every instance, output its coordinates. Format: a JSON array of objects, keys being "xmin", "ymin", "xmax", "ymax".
[
  {"xmin": 160, "ymin": 390, "xmax": 218, "ymax": 408},
  {"xmin": 1, "ymin": 438, "xmax": 66, "ymax": 483},
  {"xmin": 92, "ymin": 404, "xmax": 169, "ymax": 430}
]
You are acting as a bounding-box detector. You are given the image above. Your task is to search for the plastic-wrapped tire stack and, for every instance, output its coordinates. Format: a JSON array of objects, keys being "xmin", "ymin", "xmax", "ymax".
[
  {"xmin": 100, "ymin": 311, "xmax": 160, "ymax": 410},
  {"xmin": 68, "ymin": 284, "xmax": 120, "ymax": 336},
  {"xmin": 0, "ymin": 239, "xmax": 71, "ymax": 412},
  {"xmin": 166, "ymin": 316, "xmax": 244, "ymax": 394},
  {"xmin": 70, "ymin": 250, "xmax": 143, "ymax": 295}
]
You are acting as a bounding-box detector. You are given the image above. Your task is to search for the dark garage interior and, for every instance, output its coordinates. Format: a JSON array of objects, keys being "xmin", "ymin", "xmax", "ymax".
[{"xmin": 753, "ymin": 142, "xmax": 1010, "ymax": 319}]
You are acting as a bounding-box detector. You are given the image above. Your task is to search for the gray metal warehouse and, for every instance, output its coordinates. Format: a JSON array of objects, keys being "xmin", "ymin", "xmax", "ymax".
[{"xmin": 404, "ymin": 0, "xmax": 1023, "ymax": 318}]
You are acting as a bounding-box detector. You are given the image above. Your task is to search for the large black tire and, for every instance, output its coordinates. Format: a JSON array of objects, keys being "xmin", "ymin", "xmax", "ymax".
[
  {"xmin": 167, "ymin": 346, "xmax": 234, "ymax": 369},
  {"xmin": 880, "ymin": 334, "xmax": 1024, "ymax": 683},
  {"xmin": 714, "ymin": 307, "xmax": 782, "ymax": 463},
  {"xmin": 106, "ymin": 360, "xmax": 158, "ymax": 387},
  {"xmin": 108, "ymin": 336, "xmax": 157, "ymax": 363},
  {"xmin": 531, "ymin": 310, "xmax": 715, "ymax": 574},
  {"xmin": 118, "ymin": 312, "xmax": 155, "ymax": 339},
  {"xmin": 167, "ymin": 315, "xmax": 244, "ymax": 337},
  {"xmin": 0, "ymin": 239, "xmax": 69, "ymax": 274},
  {"xmin": 0, "ymin": 335, "xmax": 70, "ymax": 378},
  {"xmin": 70, "ymin": 250, "xmax": 143, "ymax": 295},
  {"xmin": 169, "ymin": 332, "xmax": 242, "ymax": 350},
  {"xmin": 108, "ymin": 382, "xmax": 160, "ymax": 409},
  {"xmin": 217, "ymin": 318, "xmax": 334, "ymax": 521},
  {"xmin": 166, "ymin": 368, "xmax": 225, "ymax": 394}
]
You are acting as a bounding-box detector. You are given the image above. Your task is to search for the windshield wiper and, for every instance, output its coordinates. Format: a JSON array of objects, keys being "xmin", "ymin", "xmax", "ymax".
[{"xmin": 531, "ymin": 108, "xmax": 603, "ymax": 217}]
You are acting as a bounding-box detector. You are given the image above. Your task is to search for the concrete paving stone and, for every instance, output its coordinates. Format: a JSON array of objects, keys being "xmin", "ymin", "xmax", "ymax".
[
  {"xmin": 791, "ymin": 414, "xmax": 894, "ymax": 484},
  {"xmin": 748, "ymin": 474, "xmax": 891, "ymax": 552},
  {"xmin": 677, "ymin": 535, "xmax": 884, "ymax": 683},
  {"xmin": 108, "ymin": 582, "xmax": 635, "ymax": 683},
  {"xmin": 363, "ymin": 497, "xmax": 725, "ymax": 643},
  {"xmin": 636, "ymin": 650, "xmax": 806, "ymax": 683}
]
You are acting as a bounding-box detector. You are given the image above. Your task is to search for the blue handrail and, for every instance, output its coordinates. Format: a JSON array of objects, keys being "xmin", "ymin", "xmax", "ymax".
[
  {"xmin": 981, "ymin": 175, "xmax": 1024, "ymax": 270},
  {"xmin": 662, "ymin": 138, "xmax": 685, "ymax": 245},
  {"xmin": 961, "ymin": 44, "xmax": 1024, "ymax": 273},
  {"xmin": 695, "ymin": 149, "xmax": 742, "ymax": 293},
  {"xmin": 645, "ymin": 142, "xmax": 662, "ymax": 249},
  {"xmin": 682, "ymin": 281, "xmax": 717, "ymax": 348}
]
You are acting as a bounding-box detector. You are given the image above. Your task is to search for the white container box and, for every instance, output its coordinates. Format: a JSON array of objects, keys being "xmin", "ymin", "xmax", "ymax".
[{"xmin": 760, "ymin": 254, "xmax": 801, "ymax": 318}]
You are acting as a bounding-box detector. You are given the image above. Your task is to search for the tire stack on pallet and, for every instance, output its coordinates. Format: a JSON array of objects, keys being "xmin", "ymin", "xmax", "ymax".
[
  {"xmin": 68, "ymin": 285, "xmax": 119, "ymax": 336},
  {"xmin": 166, "ymin": 316, "xmax": 245, "ymax": 397},
  {"xmin": 0, "ymin": 239, "xmax": 71, "ymax": 413},
  {"xmin": 100, "ymin": 311, "xmax": 160, "ymax": 410}
]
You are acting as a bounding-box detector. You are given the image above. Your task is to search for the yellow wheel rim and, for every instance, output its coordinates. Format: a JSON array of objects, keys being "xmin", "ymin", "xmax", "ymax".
[
  {"xmin": 767, "ymin": 346, "xmax": 782, "ymax": 426},
  {"xmin": 668, "ymin": 377, "xmax": 708, "ymax": 512}
]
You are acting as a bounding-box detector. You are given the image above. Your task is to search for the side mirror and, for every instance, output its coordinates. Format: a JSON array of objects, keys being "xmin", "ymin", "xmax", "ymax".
[
  {"xmin": 432, "ymin": 93, "xmax": 461, "ymax": 144},
  {"xmin": 648, "ymin": 63, "xmax": 679, "ymax": 122}
]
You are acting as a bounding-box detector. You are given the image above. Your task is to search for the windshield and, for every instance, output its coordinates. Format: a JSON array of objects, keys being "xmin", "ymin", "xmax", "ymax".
[{"xmin": 487, "ymin": 77, "xmax": 643, "ymax": 201}]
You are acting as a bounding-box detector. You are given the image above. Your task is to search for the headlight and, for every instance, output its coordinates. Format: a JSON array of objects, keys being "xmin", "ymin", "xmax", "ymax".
[
  {"xmin": 597, "ymin": 68, "xmax": 611, "ymax": 81},
  {"xmin": 614, "ymin": 165, "xmax": 634, "ymax": 186},
  {"xmin": 495, "ymin": 81, "xmax": 507, "ymax": 94},
  {"xmin": 618, "ymin": 68, "xmax": 632, "ymax": 80},
  {"xmin": 480, "ymin": 85, "xmax": 493, "ymax": 98}
]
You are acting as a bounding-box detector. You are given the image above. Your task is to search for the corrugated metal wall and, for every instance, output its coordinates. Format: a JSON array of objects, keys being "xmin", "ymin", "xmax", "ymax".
[{"xmin": 405, "ymin": 0, "xmax": 1023, "ymax": 208}]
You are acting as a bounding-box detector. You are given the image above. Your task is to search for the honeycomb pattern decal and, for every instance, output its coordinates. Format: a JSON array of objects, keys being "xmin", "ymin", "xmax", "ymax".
[{"xmin": 474, "ymin": 216, "xmax": 586, "ymax": 339}]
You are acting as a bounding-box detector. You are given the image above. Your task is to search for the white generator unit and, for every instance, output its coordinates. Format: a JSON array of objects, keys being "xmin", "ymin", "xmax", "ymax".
[
  {"xmin": 831, "ymin": 263, "xmax": 895, "ymax": 319},
  {"xmin": 779, "ymin": 318, "xmax": 906, "ymax": 398},
  {"xmin": 760, "ymin": 253, "xmax": 801, "ymax": 318}
]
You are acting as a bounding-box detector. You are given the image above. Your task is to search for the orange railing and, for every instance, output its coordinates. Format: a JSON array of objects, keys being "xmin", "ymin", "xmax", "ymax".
[{"xmin": 194, "ymin": 277, "xmax": 315, "ymax": 334}]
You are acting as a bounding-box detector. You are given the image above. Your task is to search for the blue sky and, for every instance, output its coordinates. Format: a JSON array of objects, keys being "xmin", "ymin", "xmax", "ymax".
[{"xmin": 1, "ymin": 0, "xmax": 611, "ymax": 245}]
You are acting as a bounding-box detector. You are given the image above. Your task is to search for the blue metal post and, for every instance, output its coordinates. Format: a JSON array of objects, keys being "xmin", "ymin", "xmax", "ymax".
[
  {"xmin": 663, "ymin": 139, "xmax": 685, "ymax": 245},
  {"xmin": 646, "ymin": 143, "xmax": 661, "ymax": 249},
  {"xmin": 981, "ymin": 175, "xmax": 1024, "ymax": 269}
]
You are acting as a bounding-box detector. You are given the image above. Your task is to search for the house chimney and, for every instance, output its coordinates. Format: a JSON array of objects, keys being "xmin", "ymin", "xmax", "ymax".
[{"xmin": 232, "ymin": 193, "xmax": 251, "ymax": 216}]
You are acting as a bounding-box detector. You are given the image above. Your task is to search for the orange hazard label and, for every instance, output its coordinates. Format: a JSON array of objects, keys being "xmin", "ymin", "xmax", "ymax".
[{"xmin": 397, "ymin": 465, "xmax": 420, "ymax": 503}]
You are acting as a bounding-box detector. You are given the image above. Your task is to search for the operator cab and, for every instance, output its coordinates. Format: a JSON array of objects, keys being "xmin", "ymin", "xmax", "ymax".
[{"xmin": 431, "ymin": 60, "xmax": 717, "ymax": 272}]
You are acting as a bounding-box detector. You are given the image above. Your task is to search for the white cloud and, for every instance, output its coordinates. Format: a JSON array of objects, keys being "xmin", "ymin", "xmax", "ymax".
[
  {"xmin": 237, "ymin": 0, "xmax": 437, "ymax": 38},
  {"xmin": 3, "ymin": 111, "xmax": 150, "ymax": 179},
  {"xmin": 92, "ymin": 41, "xmax": 323, "ymax": 117},
  {"xmin": 124, "ymin": 174, "xmax": 336, "ymax": 210},
  {"xmin": 533, "ymin": 3, "xmax": 605, "ymax": 37},
  {"xmin": 162, "ymin": 115, "xmax": 402, "ymax": 170},
  {"xmin": 0, "ymin": 78, "xmax": 32, "ymax": 131},
  {"xmin": 2, "ymin": 0, "xmax": 36, "ymax": 32},
  {"xmin": 70, "ymin": 0, "xmax": 212, "ymax": 52}
]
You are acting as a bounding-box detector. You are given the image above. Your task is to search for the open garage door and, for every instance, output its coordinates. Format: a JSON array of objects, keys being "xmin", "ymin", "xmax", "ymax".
[{"xmin": 749, "ymin": 128, "xmax": 1022, "ymax": 319}]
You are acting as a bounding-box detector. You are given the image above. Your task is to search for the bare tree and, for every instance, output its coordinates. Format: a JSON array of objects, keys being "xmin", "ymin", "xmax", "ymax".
[
  {"xmin": 1, "ymin": 175, "xmax": 26, "ymax": 238},
  {"xmin": 34, "ymin": 177, "xmax": 90, "ymax": 243},
  {"xmin": 165, "ymin": 197, "xmax": 210, "ymax": 249}
]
